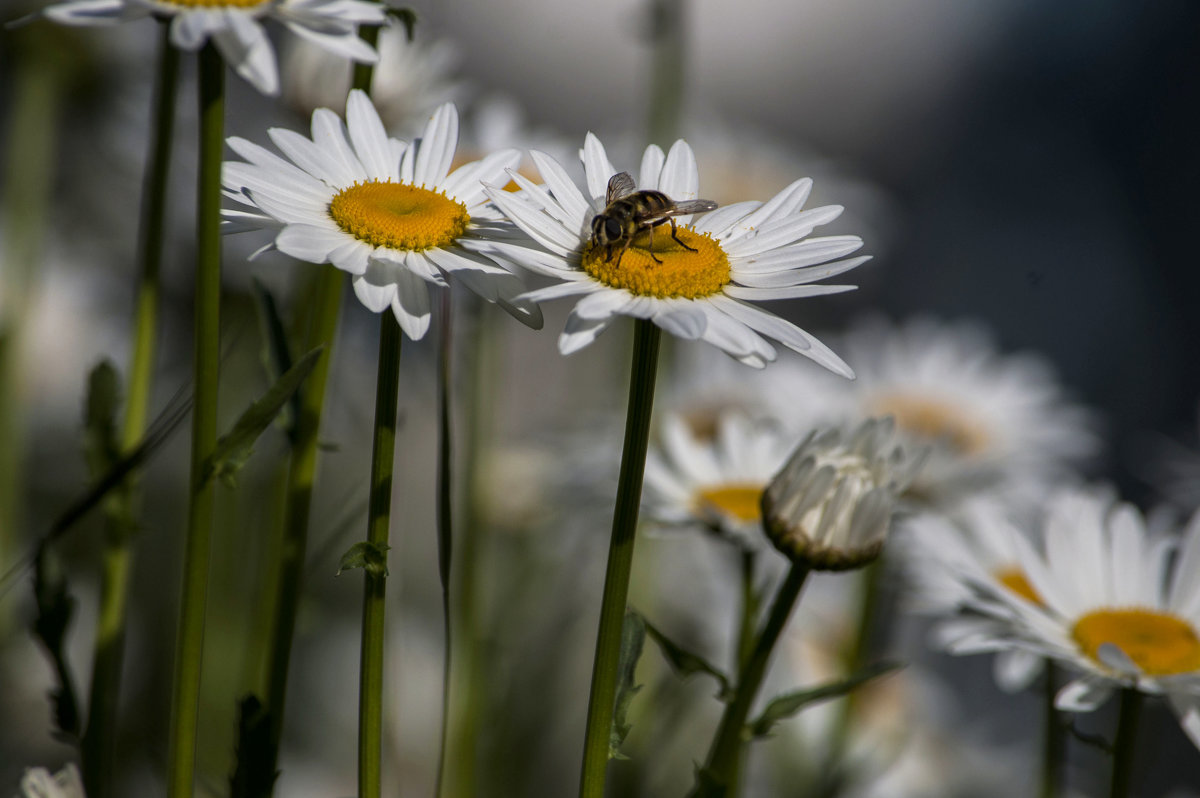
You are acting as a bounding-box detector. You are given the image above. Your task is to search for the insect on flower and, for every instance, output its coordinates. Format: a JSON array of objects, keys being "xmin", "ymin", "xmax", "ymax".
[{"xmin": 589, "ymin": 171, "xmax": 718, "ymax": 267}]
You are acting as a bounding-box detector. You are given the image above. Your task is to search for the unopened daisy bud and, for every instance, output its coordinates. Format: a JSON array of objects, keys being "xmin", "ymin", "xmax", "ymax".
[{"xmin": 761, "ymin": 417, "xmax": 921, "ymax": 570}]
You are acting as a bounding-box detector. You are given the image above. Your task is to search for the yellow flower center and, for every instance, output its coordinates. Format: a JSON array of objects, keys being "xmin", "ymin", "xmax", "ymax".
[
  {"xmin": 1071, "ymin": 608, "xmax": 1200, "ymax": 676},
  {"xmin": 869, "ymin": 393, "xmax": 990, "ymax": 457},
  {"xmin": 581, "ymin": 228, "xmax": 730, "ymax": 299},
  {"xmin": 159, "ymin": 0, "xmax": 269, "ymax": 8},
  {"xmin": 328, "ymin": 181, "xmax": 470, "ymax": 252},
  {"xmin": 994, "ymin": 567, "xmax": 1041, "ymax": 605},
  {"xmin": 697, "ymin": 483, "xmax": 764, "ymax": 524}
]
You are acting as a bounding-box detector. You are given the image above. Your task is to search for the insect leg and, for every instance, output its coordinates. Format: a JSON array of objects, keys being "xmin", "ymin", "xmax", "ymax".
[
  {"xmin": 669, "ymin": 218, "xmax": 699, "ymax": 253},
  {"xmin": 647, "ymin": 224, "xmax": 663, "ymax": 263}
]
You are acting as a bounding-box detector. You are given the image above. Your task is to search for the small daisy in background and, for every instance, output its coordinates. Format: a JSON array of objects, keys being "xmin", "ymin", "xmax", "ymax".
[
  {"xmin": 222, "ymin": 89, "xmax": 543, "ymax": 338},
  {"xmin": 40, "ymin": 0, "xmax": 386, "ymax": 95},
  {"xmin": 926, "ymin": 486, "xmax": 1200, "ymax": 749},
  {"xmin": 483, "ymin": 134, "xmax": 869, "ymax": 373},
  {"xmin": 283, "ymin": 25, "xmax": 463, "ymax": 133},
  {"xmin": 643, "ymin": 411, "xmax": 799, "ymax": 546},
  {"xmin": 765, "ymin": 316, "xmax": 1100, "ymax": 511}
]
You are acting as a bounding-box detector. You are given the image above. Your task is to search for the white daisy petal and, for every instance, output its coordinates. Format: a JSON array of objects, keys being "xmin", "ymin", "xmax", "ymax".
[
  {"xmin": 559, "ymin": 312, "xmax": 614, "ymax": 355},
  {"xmin": 276, "ymin": 224, "xmax": 344, "ymax": 265},
  {"xmin": 390, "ymin": 258, "xmax": 434, "ymax": 339},
  {"xmin": 414, "ymin": 104, "xmax": 458, "ymax": 188},
  {"xmin": 483, "ymin": 189, "xmax": 580, "ymax": 257},
  {"xmin": 724, "ymin": 284, "xmax": 856, "ymax": 302},
  {"xmin": 345, "ymin": 89, "xmax": 396, "ymax": 181},
  {"xmin": 581, "ymin": 133, "xmax": 617, "ymax": 204},
  {"xmin": 658, "ymin": 139, "xmax": 699, "ymax": 200},
  {"xmin": 638, "ymin": 145, "xmax": 665, "ymax": 192},
  {"xmin": 211, "ymin": 10, "xmax": 278, "ymax": 95},
  {"xmin": 722, "ymin": 205, "xmax": 845, "ymax": 257},
  {"xmin": 709, "ymin": 295, "xmax": 854, "ymax": 378},
  {"xmin": 1056, "ymin": 677, "xmax": 1114, "ymax": 712},
  {"xmin": 530, "ymin": 149, "xmax": 592, "ymax": 225},
  {"xmin": 353, "ymin": 271, "xmax": 398, "ymax": 313}
]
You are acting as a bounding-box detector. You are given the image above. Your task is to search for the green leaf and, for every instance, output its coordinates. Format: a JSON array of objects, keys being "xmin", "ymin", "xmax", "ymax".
[
  {"xmin": 202, "ymin": 346, "xmax": 323, "ymax": 488},
  {"xmin": 748, "ymin": 660, "xmax": 903, "ymax": 738},
  {"xmin": 337, "ymin": 541, "xmax": 391, "ymax": 577},
  {"xmin": 609, "ymin": 611, "xmax": 646, "ymax": 760},
  {"xmin": 640, "ymin": 613, "xmax": 731, "ymax": 700},
  {"xmin": 83, "ymin": 359, "xmax": 121, "ymax": 477},
  {"xmin": 250, "ymin": 278, "xmax": 297, "ymax": 443}
]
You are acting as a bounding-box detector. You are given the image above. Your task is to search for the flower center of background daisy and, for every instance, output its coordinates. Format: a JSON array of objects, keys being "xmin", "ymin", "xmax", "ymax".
[
  {"xmin": 1072, "ymin": 608, "xmax": 1200, "ymax": 676},
  {"xmin": 993, "ymin": 567, "xmax": 1041, "ymax": 604},
  {"xmin": 869, "ymin": 393, "xmax": 990, "ymax": 457},
  {"xmin": 161, "ymin": 0, "xmax": 268, "ymax": 7},
  {"xmin": 328, "ymin": 181, "xmax": 470, "ymax": 252},
  {"xmin": 582, "ymin": 228, "xmax": 729, "ymax": 299},
  {"xmin": 697, "ymin": 484, "xmax": 763, "ymax": 523}
]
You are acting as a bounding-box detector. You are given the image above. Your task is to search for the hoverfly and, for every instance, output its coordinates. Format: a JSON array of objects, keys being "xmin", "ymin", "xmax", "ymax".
[{"xmin": 590, "ymin": 172, "xmax": 718, "ymax": 267}]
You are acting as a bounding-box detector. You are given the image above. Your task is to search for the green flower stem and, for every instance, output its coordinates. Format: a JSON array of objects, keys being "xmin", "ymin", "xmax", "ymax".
[
  {"xmin": 358, "ymin": 314, "xmax": 403, "ymax": 798},
  {"xmin": 434, "ymin": 294, "xmax": 454, "ymax": 797},
  {"xmin": 1040, "ymin": 662, "xmax": 1063, "ymax": 798},
  {"xmin": 826, "ymin": 561, "xmax": 881, "ymax": 766},
  {"xmin": 1108, "ymin": 688, "xmax": 1143, "ymax": 798},
  {"xmin": 578, "ymin": 318, "xmax": 662, "ymax": 798},
  {"xmin": 735, "ymin": 548, "xmax": 759, "ymax": 675},
  {"xmin": 443, "ymin": 295, "xmax": 492, "ymax": 798},
  {"xmin": 0, "ymin": 23, "xmax": 70, "ymax": 637},
  {"xmin": 261, "ymin": 18, "xmax": 377, "ymax": 773},
  {"xmin": 699, "ymin": 563, "xmax": 810, "ymax": 797},
  {"xmin": 646, "ymin": 0, "xmax": 687, "ymax": 146},
  {"xmin": 82, "ymin": 27, "xmax": 179, "ymax": 798},
  {"xmin": 263, "ymin": 269, "xmax": 344, "ymax": 745},
  {"xmin": 166, "ymin": 43, "xmax": 223, "ymax": 798}
]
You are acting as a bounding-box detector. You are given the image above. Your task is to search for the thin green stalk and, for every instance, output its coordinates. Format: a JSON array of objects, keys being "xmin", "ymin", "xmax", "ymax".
[
  {"xmin": 1040, "ymin": 662, "xmax": 1063, "ymax": 798},
  {"xmin": 166, "ymin": 43, "xmax": 223, "ymax": 798},
  {"xmin": 433, "ymin": 293, "xmax": 454, "ymax": 797},
  {"xmin": 358, "ymin": 314, "xmax": 403, "ymax": 798},
  {"xmin": 82, "ymin": 27, "xmax": 178, "ymax": 798},
  {"xmin": 259, "ymin": 22, "xmax": 378, "ymax": 778},
  {"xmin": 698, "ymin": 563, "xmax": 810, "ymax": 797},
  {"xmin": 578, "ymin": 318, "xmax": 662, "ymax": 798},
  {"xmin": 1108, "ymin": 688, "xmax": 1143, "ymax": 798},
  {"xmin": 646, "ymin": 0, "xmax": 687, "ymax": 146},
  {"xmin": 735, "ymin": 548, "xmax": 759, "ymax": 676},
  {"xmin": 0, "ymin": 23, "xmax": 71, "ymax": 637},
  {"xmin": 444, "ymin": 294, "xmax": 492, "ymax": 798}
]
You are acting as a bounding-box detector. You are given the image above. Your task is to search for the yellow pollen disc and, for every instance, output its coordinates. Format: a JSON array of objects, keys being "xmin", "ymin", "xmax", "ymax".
[
  {"xmin": 869, "ymin": 393, "xmax": 991, "ymax": 457},
  {"xmin": 1072, "ymin": 608, "xmax": 1200, "ymax": 676},
  {"xmin": 328, "ymin": 181, "xmax": 470, "ymax": 252},
  {"xmin": 697, "ymin": 484, "xmax": 764, "ymax": 524},
  {"xmin": 994, "ymin": 567, "xmax": 1041, "ymax": 605},
  {"xmin": 582, "ymin": 228, "xmax": 730, "ymax": 299},
  {"xmin": 160, "ymin": 0, "xmax": 268, "ymax": 7}
]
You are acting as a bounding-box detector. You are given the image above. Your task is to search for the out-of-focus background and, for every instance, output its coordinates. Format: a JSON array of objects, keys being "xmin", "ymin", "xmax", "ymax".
[{"xmin": 3, "ymin": 0, "xmax": 1200, "ymax": 795}]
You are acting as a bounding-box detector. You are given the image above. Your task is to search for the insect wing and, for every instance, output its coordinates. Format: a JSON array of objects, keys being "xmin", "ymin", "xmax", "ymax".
[
  {"xmin": 669, "ymin": 199, "xmax": 719, "ymax": 216},
  {"xmin": 606, "ymin": 172, "xmax": 637, "ymax": 204}
]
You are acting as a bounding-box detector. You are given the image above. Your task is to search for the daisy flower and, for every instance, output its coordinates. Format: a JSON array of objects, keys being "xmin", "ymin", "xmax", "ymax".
[
  {"xmin": 771, "ymin": 316, "xmax": 1100, "ymax": 510},
  {"xmin": 643, "ymin": 411, "xmax": 799, "ymax": 545},
  {"xmin": 221, "ymin": 90, "xmax": 543, "ymax": 339},
  {"xmin": 41, "ymin": 0, "xmax": 386, "ymax": 96},
  {"xmin": 483, "ymin": 135, "xmax": 869, "ymax": 373},
  {"xmin": 933, "ymin": 486, "xmax": 1200, "ymax": 748}
]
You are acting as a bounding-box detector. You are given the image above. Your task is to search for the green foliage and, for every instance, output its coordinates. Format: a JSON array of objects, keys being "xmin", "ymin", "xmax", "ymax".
[
  {"xmin": 229, "ymin": 694, "xmax": 279, "ymax": 798},
  {"xmin": 748, "ymin": 660, "xmax": 903, "ymax": 738},
  {"xmin": 250, "ymin": 278, "xmax": 298, "ymax": 444},
  {"xmin": 609, "ymin": 611, "xmax": 646, "ymax": 760},
  {"xmin": 639, "ymin": 612, "xmax": 731, "ymax": 699},
  {"xmin": 338, "ymin": 541, "xmax": 391, "ymax": 578},
  {"xmin": 202, "ymin": 346, "xmax": 323, "ymax": 488}
]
